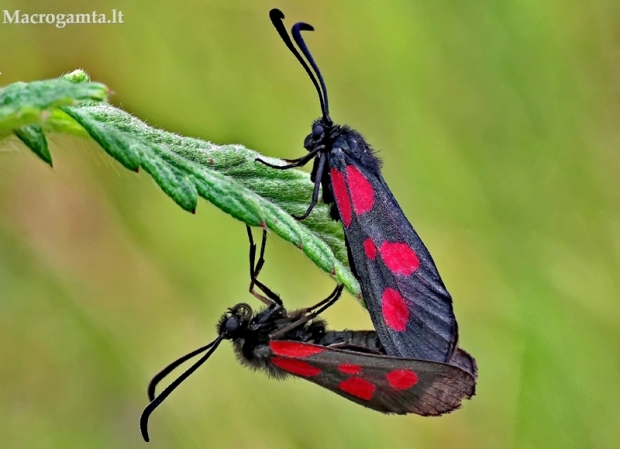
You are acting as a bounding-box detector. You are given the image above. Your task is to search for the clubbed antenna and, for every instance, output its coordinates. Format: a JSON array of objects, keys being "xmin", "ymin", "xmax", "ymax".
[
  {"xmin": 140, "ymin": 337, "xmax": 223, "ymax": 442},
  {"xmin": 291, "ymin": 22, "xmax": 331, "ymax": 124},
  {"xmin": 269, "ymin": 9, "xmax": 331, "ymax": 123}
]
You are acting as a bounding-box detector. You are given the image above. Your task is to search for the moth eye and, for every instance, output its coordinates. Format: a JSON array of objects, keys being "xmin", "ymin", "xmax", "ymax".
[
  {"xmin": 312, "ymin": 124, "xmax": 324, "ymax": 138},
  {"xmin": 225, "ymin": 317, "xmax": 240, "ymax": 333}
]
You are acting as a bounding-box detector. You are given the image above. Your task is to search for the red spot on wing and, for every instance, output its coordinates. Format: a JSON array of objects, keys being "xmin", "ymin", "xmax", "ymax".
[
  {"xmin": 330, "ymin": 168, "xmax": 352, "ymax": 227},
  {"xmin": 270, "ymin": 341, "xmax": 325, "ymax": 358},
  {"xmin": 338, "ymin": 364, "xmax": 362, "ymax": 375},
  {"xmin": 271, "ymin": 357, "xmax": 321, "ymax": 377},
  {"xmin": 338, "ymin": 377, "xmax": 376, "ymax": 400},
  {"xmin": 382, "ymin": 288, "xmax": 410, "ymax": 332},
  {"xmin": 380, "ymin": 242, "xmax": 420, "ymax": 276},
  {"xmin": 346, "ymin": 166, "xmax": 375, "ymax": 215},
  {"xmin": 386, "ymin": 369, "xmax": 419, "ymax": 390},
  {"xmin": 363, "ymin": 238, "xmax": 377, "ymax": 260}
]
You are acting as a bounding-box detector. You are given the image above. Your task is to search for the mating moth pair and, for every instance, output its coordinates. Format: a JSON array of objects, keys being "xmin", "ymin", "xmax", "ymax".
[{"xmin": 140, "ymin": 9, "xmax": 477, "ymax": 442}]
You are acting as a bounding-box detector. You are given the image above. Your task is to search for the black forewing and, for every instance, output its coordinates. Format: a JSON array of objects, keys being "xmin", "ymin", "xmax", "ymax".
[
  {"xmin": 329, "ymin": 134, "xmax": 458, "ymax": 362},
  {"xmin": 266, "ymin": 340, "xmax": 475, "ymax": 415}
]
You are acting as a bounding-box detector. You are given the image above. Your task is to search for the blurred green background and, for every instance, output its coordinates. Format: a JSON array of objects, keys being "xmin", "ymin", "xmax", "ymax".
[{"xmin": 1, "ymin": 0, "xmax": 619, "ymax": 448}]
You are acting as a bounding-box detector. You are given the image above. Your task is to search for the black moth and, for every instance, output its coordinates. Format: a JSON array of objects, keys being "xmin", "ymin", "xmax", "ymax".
[
  {"xmin": 259, "ymin": 9, "xmax": 474, "ymax": 367},
  {"xmin": 140, "ymin": 227, "xmax": 476, "ymax": 442}
]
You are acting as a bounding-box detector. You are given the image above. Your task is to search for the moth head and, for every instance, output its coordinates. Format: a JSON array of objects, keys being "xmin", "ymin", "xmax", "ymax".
[
  {"xmin": 303, "ymin": 119, "xmax": 329, "ymax": 150},
  {"xmin": 219, "ymin": 303, "xmax": 253, "ymax": 339}
]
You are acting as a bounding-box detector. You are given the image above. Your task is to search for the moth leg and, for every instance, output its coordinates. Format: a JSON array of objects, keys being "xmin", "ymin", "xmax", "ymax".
[
  {"xmin": 326, "ymin": 342, "xmax": 383, "ymax": 355},
  {"xmin": 246, "ymin": 226, "xmax": 283, "ymax": 306},
  {"xmin": 255, "ymin": 145, "xmax": 323, "ymax": 169},
  {"xmin": 302, "ymin": 284, "xmax": 344, "ymax": 316},
  {"xmin": 325, "ymin": 341, "xmax": 348, "ymax": 349},
  {"xmin": 293, "ymin": 154, "xmax": 326, "ymax": 220},
  {"xmin": 269, "ymin": 284, "xmax": 344, "ymax": 339},
  {"xmin": 283, "ymin": 145, "xmax": 324, "ymax": 164}
]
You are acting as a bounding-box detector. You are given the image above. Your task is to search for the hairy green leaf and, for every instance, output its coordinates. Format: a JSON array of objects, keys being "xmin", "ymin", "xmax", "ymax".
[
  {"xmin": 14, "ymin": 124, "xmax": 51, "ymax": 166},
  {"xmin": 0, "ymin": 70, "xmax": 360, "ymax": 300},
  {"xmin": 0, "ymin": 75, "xmax": 108, "ymax": 136}
]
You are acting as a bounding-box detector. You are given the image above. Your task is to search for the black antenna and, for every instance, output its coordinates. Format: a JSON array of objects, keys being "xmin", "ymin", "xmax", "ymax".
[
  {"xmin": 140, "ymin": 337, "xmax": 223, "ymax": 442},
  {"xmin": 146, "ymin": 339, "xmax": 219, "ymax": 401},
  {"xmin": 291, "ymin": 23, "xmax": 331, "ymax": 124},
  {"xmin": 269, "ymin": 9, "xmax": 330, "ymax": 123}
]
